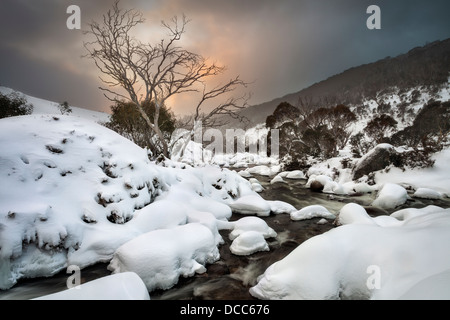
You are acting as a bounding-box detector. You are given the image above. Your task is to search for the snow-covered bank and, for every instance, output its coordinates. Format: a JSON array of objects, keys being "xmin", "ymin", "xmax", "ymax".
[
  {"xmin": 34, "ymin": 272, "xmax": 150, "ymax": 300},
  {"xmin": 0, "ymin": 114, "xmax": 287, "ymax": 291},
  {"xmin": 250, "ymin": 204, "xmax": 450, "ymax": 300}
]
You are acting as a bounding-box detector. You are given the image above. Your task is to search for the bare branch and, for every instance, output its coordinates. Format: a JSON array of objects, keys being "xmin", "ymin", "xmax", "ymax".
[{"xmin": 83, "ymin": 0, "xmax": 250, "ymax": 157}]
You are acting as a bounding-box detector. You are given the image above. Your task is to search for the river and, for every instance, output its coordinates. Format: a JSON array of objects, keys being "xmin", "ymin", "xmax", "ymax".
[{"xmin": 1, "ymin": 174, "xmax": 449, "ymax": 300}]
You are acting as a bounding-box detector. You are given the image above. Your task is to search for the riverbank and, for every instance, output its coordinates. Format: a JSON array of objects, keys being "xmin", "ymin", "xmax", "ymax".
[{"xmin": 2, "ymin": 173, "xmax": 448, "ymax": 300}]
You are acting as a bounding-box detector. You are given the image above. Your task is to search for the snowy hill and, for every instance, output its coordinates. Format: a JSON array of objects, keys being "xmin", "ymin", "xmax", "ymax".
[{"xmin": 0, "ymin": 86, "xmax": 110, "ymax": 123}]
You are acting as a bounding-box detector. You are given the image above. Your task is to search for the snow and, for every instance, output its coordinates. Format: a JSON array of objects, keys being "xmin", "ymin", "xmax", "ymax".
[
  {"xmin": 372, "ymin": 183, "xmax": 408, "ymax": 210},
  {"xmin": 270, "ymin": 175, "xmax": 285, "ymax": 184},
  {"xmin": 285, "ymin": 170, "xmax": 305, "ymax": 180},
  {"xmin": 250, "ymin": 205, "xmax": 450, "ymax": 300},
  {"xmin": 290, "ymin": 205, "xmax": 336, "ymax": 221},
  {"xmin": 306, "ymin": 174, "xmax": 346, "ymax": 195},
  {"xmin": 374, "ymin": 148, "xmax": 450, "ymax": 196},
  {"xmin": 229, "ymin": 195, "xmax": 272, "ymax": 216},
  {"xmin": 0, "ymin": 86, "xmax": 110, "ymax": 123},
  {"xmin": 34, "ymin": 272, "xmax": 150, "ymax": 300},
  {"xmin": 413, "ymin": 188, "xmax": 443, "ymax": 200},
  {"xmin": 229, "ymin": 216, "xmax": 277, "ymax": 241},
  {"xmin": 1, "ymin": 84, "xmax": 449, "ymax": 299},
  {"xmin": 267, "ymin": 200, "xmax": 297, "ymax": 214},
  {"xmin": 247, "ymin": 165, "xmax": 280, "ymax": 176},
  {"xmin": 107, "ymin": 223, "xmax": 220, "ymax": 291},
  {"xmin": 0, "ymin": 114, "xmax": 270, "ymax": 291},
  {"xmin": 230, "ymin": 231, "xmax": 270, "ymax": 256}
]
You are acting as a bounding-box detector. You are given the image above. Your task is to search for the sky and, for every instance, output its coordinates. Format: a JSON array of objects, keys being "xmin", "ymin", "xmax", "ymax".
[{"xmin": 0, "ymin": 0, "xmax": 450, "ymax": 115}]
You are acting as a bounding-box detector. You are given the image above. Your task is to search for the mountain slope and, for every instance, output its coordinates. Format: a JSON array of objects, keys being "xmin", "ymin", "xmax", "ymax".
[{"xmin": 236, "ymin": 38, "xmax": 450, "ymax": 127}]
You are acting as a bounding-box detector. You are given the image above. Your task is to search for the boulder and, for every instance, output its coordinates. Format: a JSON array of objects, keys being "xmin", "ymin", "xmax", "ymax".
[
  {"xmin": 310, "ymin": 180, "xmax": 324, "ymax": 192},
  {"xmin": 352, "ymin": 144, "xmax": 399, "ymax": 180}
]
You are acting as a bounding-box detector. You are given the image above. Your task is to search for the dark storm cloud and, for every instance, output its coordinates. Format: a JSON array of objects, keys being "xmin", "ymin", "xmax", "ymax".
[{"xmin": 0, "ymin": 0, "xmax": 449, "ymax": 114}]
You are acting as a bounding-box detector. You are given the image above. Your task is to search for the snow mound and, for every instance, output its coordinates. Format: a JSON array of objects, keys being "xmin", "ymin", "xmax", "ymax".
[
  {"xmin": 229, "ymin": 195, "xmax": 272, "ymax": 216},
  {"xmin": 230, "ymin": 231, "xmax": 270, "ymax": 256},
  {"xmin": 34, "ymin": 272, "xmax": 150, "ymax": 300},
  {"xmin": 246, "ymin": 165, "xmax": 280, "ymax": 176},
  {"xmin": 270, "ymin": 175, "xmax": 285, "ymax": 184},
  {"xmin": 229, "ymin": 216, "xmax": 277, "ymax": 241},
  {"xmin": 413, "ymin": 188, "xmax": 443, "ymax": 200},
  {"xmin": 372, "ymin": 183, "xmax": 408, "ymax": 209},
  {"xmin": 250, "ymin": 205, "xmax": 450, "ymax": 300},
  {"xmin": 267, "ymin": 200, "xmax": 297, "ymax": 214},
  {"xmin": 336, "ymin": 203, "xmax": 376, "ymax": 225},
  {"xmin": 290, "ymin": 205, "xmax": 336, "ymax": 221},
  {"xmin": 306, "ymin": 174, "xmax": 346, "ymax": 195},
  {"xmin": 285, "ymin": 170, "xmax": 305, "ymax": 179},
  {"xmin": 108, "ymin": 223, "xmax": 220, "ymax": 291}
]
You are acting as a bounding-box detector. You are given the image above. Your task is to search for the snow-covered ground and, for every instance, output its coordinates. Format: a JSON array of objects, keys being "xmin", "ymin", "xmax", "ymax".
[
  {"xmin": 0, "ymin": 113, "xmax": 293, "ymax": 295},
  {"xmin": 0, "ymin": 86, "xmax": 110, "ymax": 123},
  {"xmin": 0, "ymin": 85, "xmax": 449, "ymax": 300}
]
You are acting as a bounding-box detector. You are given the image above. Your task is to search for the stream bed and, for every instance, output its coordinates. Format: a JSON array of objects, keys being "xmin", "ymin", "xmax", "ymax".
[{"xmin": 1, "ymin": 174, "xmax": 449, "ymax": 300}]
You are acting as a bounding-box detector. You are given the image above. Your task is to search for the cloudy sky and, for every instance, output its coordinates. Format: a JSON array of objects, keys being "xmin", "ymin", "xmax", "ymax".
[{"xmin": 1, "ymin": 0, "xmax": 450, "ymax": 115}]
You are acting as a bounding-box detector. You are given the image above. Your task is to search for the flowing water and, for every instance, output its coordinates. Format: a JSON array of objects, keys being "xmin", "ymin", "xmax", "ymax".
[{"xmin": 1, "ymin": 174, "xmax": 449, "ymax": 300}]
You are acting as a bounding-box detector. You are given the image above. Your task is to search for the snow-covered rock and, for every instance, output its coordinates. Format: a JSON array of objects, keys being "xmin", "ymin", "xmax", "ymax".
[
  {"xmin": 372, "ymin": 183, "xmax": 408, "ymax": 210},
  {"xmin": 267, "ymin": 200, "xmax": 297, "ymax": 214},
  {"xmin": 229, "ymin": 195, "xmax": 272, "ymax": 216},
  {"xmin": 290, "ymin": 205, "xmax": 336, "ymax": 221},
  {"xmin": 107, "ymin": 223, "xmax": 220, "ymax": 291},
  {"xmin": 285, "ymin": 170, "xmax": 305, "ymax": 180},
  {"xmin": 352, "ymin": 143, "xmax": 398, "ymax": 180},
  {"xmin": 230, "ymin": 231, "xmax": 270, "ymax": 256},
  {"xmin": 413, "ymin": 188, "xmax": 443, "ymax": 200},
  {"xmin": 229, "ymin": 216, "xmax": 277, "ymax": 241},
  {"xmin": 270, "ymin": 175, "xmax": 285, "ymax": 184}
]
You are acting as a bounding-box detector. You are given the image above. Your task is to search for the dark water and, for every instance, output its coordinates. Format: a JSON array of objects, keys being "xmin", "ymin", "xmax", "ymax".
[{"xmin": 1, "ymin": 175, "xmax": 449, "ymax": 300}]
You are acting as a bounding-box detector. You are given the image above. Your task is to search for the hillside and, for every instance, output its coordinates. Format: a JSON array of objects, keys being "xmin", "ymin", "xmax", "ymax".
[
  {"xmin": 0, "ymin": 86, "xmax": 110, "ymax": 123},
  {"xmin": 234, "ymin": 38, "xmax": 450, "ymax": 127}
]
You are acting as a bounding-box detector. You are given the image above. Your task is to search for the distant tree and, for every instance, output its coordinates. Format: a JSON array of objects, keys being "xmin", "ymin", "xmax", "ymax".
[
  {"xmin": 365, "ymin": 114, "xmax": 398, "ymax": 144},
  {"xmin": 0, "ymin": 92, "xmax": 33, "ymax": 119},
  {"xmin": 350, "ymin": 132, "xmax": 372, "ymax": 158},
  {"xmin": 328, "ymin": 104, "xmax": 357, "ymax": 150},
  {"xmin": 58, "ymin": 101, "xmax": 73, "ymax": 115},
  {"xmin": 105, "ymin": 100, "xmax": 176, "ymax": 155}
]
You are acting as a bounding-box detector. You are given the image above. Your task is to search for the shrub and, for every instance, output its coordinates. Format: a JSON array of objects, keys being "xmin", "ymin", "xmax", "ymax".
[{"xmin": 0, "ymin": 92, "xmax": 33, "ymax": 119}]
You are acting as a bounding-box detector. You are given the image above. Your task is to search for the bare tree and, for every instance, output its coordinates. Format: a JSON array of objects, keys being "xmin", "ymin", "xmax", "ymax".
[{"xmin": 84, "ymin": 0, "xmax": 249, "ymax": 157}]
